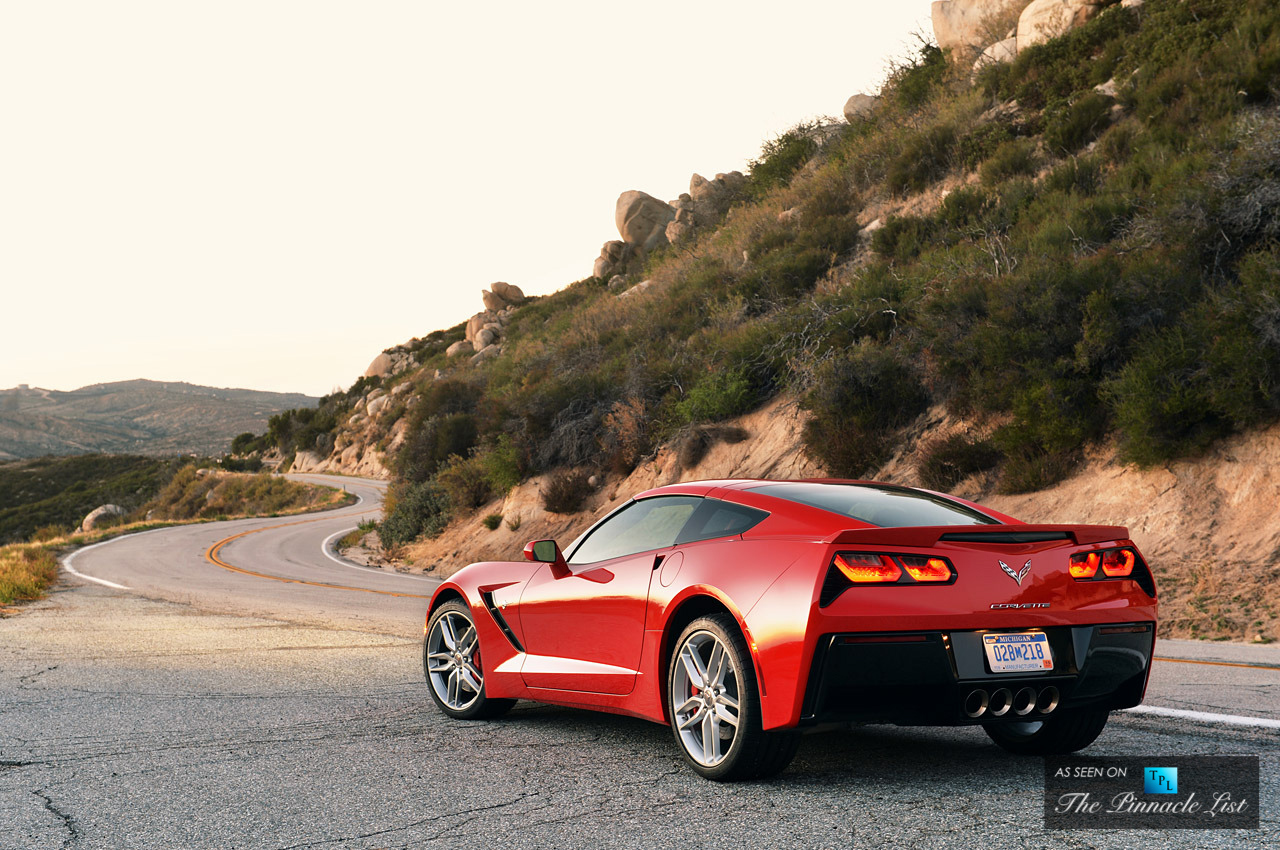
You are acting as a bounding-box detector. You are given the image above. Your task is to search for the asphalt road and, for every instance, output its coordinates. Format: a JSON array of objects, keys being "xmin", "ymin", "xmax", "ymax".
[{"xmin": 1, "ymin": 474, "xmax": 1276, "ymax": 848}]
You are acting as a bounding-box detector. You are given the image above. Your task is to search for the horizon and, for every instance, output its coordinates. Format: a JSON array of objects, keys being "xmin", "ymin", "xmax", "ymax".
[{"xmin": 2, "ymin": 2, "xmax": 932, "ymax": 397}]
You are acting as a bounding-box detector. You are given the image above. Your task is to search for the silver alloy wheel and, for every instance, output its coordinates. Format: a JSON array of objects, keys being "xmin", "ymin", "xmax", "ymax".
[
  {"xmin": 426, "ymin": 611, "xmax": 483, "ymax": 711},
  {"xmin": 671, "ymin": 630, "xmax": 741, "ymax": 767}
]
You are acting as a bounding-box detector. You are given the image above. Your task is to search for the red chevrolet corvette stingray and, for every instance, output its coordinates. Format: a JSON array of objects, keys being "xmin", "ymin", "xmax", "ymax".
[{"xmin": 423, "ymin": 479, "xmax": 1157, "ymax": 780}]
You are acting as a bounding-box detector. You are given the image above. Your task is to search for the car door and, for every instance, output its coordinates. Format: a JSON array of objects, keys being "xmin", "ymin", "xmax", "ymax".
[{"xmin": 517, "ymin": 495, "xmax": 702, "ymax": 694}]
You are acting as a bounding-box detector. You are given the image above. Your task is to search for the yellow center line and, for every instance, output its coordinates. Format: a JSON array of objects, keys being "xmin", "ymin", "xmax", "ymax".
[
  {"xmin": 204, "ymin": 515, "xmax": 433, "ymax": 600},
  {"xmin": 1154, "ymin": 656, "xmax": 1279, "ymax": 671}
]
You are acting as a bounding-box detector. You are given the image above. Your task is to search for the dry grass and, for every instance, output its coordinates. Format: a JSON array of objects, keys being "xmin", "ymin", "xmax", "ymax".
[
  {"xmin": 1153, "ymin": 559, "xmax": 1280, "ymax": 643},
  {"xmin": 0, "ymin": 546, "xmax": 59, "ymax": 606}
]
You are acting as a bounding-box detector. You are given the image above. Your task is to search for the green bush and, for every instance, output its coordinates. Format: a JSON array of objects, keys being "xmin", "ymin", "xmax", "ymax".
[
  {"xmin": 436, "ymin": 454, "xmax": 492, "ymax": 511},
  {"xmin": 887, "ymin": 124, "xmax": 956, "ymax": 194},
  {"xmin": 396, "ymin": 413, "xmax": 479, "ymax": 484},
  {"xmin": 886, "ymin": 42, "xmax": 949, "ymax": 110},
  {"xmin": 482, "ymin": 514, "xmax": 503, "ymax": 531},
  {"xmin": 1045, "ymin": 92, "xmax": 1115, "ymax": 154},
  {"xmin": 379, "ymin": 481, "xmax": 450, "ymax": 547},
  {"xmin": 872, "ymin": 216, "xmax": 934, "ymax": 263},
  {"xmin": 746, "ymin": 122, "xmax": 821, "ymax": 198},
  {"xmin": 734, "ymin": 242, "xmax": 833, "ymax": 304},
  {"xmin": 674, "ymin": 368, "xmax": 756, "ymax": 425},
  {"xmin": 801, "ymin": 343, "xmax": 930, "ymax": 477},
  {"xmin": 958, "ymin": 123, "xmax": 1015, "ymax": 171},
  {"xmin": 980, "ymin": 138, "xmax": 1038, "ymax": 185},
  {"xmin": 937, "ymin": 186, "xmax": 990, "ymax": 229},
  {"xmin": 1104, "ymin": 250, "xmax": 1280, "ymax": 464},
  {"xmin": 479, "ymin": 435, "xmax": 523, "ymax": 495},
  {"xmin": 1044, "ymin": 156, "xmax": 1102, "ymax": 194}
]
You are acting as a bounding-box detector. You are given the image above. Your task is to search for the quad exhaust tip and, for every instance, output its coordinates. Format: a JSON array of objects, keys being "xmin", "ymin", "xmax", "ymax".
[
  {"xmin": 963, "ymin": 686, "xmax": 1059, "ymax": 719},
  {"xmin": 1035, "ymin": 686, "xmax": 1060, "ymax": 714},
  {"xmin": 963, "ymin": 689, "xmax": 989, "ymax": 718}
]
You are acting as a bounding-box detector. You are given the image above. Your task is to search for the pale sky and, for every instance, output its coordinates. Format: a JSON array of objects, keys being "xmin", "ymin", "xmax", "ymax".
[{"xmin": 1, "ymin": 1, "xmax": 932, "ymax": 397}]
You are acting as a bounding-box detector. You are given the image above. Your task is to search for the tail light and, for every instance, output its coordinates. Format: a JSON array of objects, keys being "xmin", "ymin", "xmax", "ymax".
[
  {"xmin": 1070, "ymin": 546, "xmax": 1153, "ymax": 595},
  {"xmin": 1102, "ymin": 548, "xmax": 1135, "ymax": 577},
  {"xmin": 821, "ymin": 551, "xmax": 956, "ymax": 605},
  {"xmin": 900, "ymin": 556, "xmax": 953, "ymax": 583},
  {"xmin": 1069, "ymin": 552, "xmax": 1099, "ymax": 579},
  {"xmin": 834, "ymin": 553, "xmax": 901, "ymax": 583}
]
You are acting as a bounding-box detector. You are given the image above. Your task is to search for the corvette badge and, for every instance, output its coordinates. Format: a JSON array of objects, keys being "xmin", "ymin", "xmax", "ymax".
[{"xmin": 999, "ymin": 559, "xmax": 1033, "ymax": 586}]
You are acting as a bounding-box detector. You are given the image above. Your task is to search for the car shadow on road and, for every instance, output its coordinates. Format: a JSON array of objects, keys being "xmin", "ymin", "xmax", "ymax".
[{"xmin": 497, "ymin": 701, "xmax": 1018, "ymax": 781}]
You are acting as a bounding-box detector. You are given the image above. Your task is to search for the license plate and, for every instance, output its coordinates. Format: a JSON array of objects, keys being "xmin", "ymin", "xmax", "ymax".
[{"xmin": 983, "ymin": 631, "xmax": 1053, "ymax": 673}]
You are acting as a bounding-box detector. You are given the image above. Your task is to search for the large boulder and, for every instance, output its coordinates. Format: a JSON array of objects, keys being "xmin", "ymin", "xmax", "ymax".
[
  {"xmin": 933, "ymin": 0, "xmax": 1027, "ymax": 53},
  {"xmin": 465, "ymin": 311, "xmax": 497, "ymax": 343},
  {"xmin": 974, "ymin": 36, "xmax": 1018, "ymax": 71},
  {"xmin": 80, "ymin": 504, "xmax": 126, "ymax": 533},
  {"xmin": 1017, "ymin": 0, "xmax": 1111, "ymax": 51},
  {"xmin": 481, "ymin": 282, "xmax": 526, "ymax": 312},
  {"xmin": 446, "ymin": 339, "xmax": 473, "ymax": 358},
  {"xmin": 364, "ymin": 352, "xmax": 394, "ymax": 378},
  {"xmin": 490, "ymin": 281, "xmax": 525, "ymax": 304},
  {"xmin": 615, "ymin": 191, "xmax": 675, "ymax": 253},
  {"xmin": 843, "ymin": 94, "xmax": 879, "ymax": 123},
  {"xmin": 593, "ymin": 240, "xmax": 630, "ymax": 279}
]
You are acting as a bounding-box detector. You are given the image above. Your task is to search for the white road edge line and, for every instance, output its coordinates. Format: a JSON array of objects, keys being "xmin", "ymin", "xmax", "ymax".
[
  {"xmin": 1124, "ymin": 705, "xmax": 1280, "ymax": 730},
  {"xmin": 58, "ymin": 528, "xmax": 173, "ymax": 590},
  {"xmin": 319, "ymin": 527, "xmax": 439, "ymax": 584}
]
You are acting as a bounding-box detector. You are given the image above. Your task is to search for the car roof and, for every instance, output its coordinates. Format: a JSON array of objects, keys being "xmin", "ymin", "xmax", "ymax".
[
  {"xmin": 630, "ymin": 478, "xmax": 1019, "ymax": 528},
  {"xmin": 634, "ymin": 478, "xmax": 904, "ymax": 498}
]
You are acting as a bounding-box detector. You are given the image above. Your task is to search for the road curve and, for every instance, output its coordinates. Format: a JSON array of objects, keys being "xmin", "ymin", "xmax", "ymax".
[{"xmin": 62, "ymin": 474, "xmax": 439, "ymax": 636}]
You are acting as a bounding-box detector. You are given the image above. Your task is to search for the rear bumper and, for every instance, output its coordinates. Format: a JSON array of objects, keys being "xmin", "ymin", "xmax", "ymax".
[{"xmin": 799, "ymin": 622, "xmax": 1154, "ymax": 725}]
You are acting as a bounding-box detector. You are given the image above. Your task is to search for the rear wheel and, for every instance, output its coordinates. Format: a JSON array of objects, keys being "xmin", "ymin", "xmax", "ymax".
[
  {"xmin": 983, "ymin": 709, "xmax": 1109, "ymax": 755},
  {"xmin": 424, "ymin": 600, "xmax": 515, "ymax": 720},
  {"xmin": 668, "ymin": 614, "xmax": 798, "ymax": 781}
]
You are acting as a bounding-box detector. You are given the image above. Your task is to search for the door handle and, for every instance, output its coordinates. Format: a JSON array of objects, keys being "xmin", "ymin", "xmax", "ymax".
[{"xmin": 652, "ymin": 555, "xmax": 664, "ymax": 571}]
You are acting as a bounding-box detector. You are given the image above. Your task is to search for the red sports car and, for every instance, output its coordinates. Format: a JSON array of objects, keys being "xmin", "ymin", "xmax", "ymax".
[{"xmin": 423, "ymin": 479, "xmax": 1157, "ymax": 780}]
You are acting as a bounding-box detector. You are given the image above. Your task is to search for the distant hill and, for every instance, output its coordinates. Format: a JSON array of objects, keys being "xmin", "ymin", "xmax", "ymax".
[{"xmin": 0, "ymin": 380, "xmax": 319, "ymax": 459}]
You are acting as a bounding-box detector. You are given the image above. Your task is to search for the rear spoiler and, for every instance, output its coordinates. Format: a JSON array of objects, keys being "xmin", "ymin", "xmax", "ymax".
[{"xmin": 826, "ymin": 524, "xmax": 1130, "ymax": 548}]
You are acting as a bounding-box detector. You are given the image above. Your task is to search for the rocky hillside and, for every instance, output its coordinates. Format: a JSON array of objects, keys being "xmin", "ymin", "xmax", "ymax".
[
  {"xmin": 245, "ymin": 0, "xmax": 1279, "ymax": 635},
  {"xmin": 0, "ymin": 380, "xmax": 318, "ymax": 459}
]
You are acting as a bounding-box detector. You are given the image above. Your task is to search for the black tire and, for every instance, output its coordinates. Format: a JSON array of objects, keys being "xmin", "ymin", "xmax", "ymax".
[
  {"xmin": 667, "ymin": 614, "xmax": 799, "ymax": 781},
  {"xmin": 983, "ymin": 709, "xmax": 1109, "ymax": 755},
  {"xmin": 423, "ymin": 600, "xmax": 515, "ymax": 720}
]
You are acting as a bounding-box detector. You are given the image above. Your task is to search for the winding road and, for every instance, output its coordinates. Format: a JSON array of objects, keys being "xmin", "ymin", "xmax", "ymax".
[
  {"xmin": 1, "ymin": 473, "xmax": 1277, "ymax": 848},
  {"xmin": 62, "ymin": 474, "xmax": 437, "ymax": 635}
]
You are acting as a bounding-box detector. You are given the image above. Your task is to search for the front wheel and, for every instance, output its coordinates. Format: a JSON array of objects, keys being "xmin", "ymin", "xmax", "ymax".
[
  {"xmin": 668, "ymin": 614, "xmax": 798, "ymax": 781},
  {"xmin": 983, "ymin": 709, "xmax": 1109, "ymax": 755},
  {"xmin": 423, "ymin": 600, "xmax": 515, "ymax": 720}
]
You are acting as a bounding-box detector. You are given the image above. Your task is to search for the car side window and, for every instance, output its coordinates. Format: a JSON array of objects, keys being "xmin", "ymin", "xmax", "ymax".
[
  {"xmin": 568, "ymin": 496, "xmax": 702, "ymax": 565},
  {"xmin": 676, "ymin": 499, "xmax": 768, "ymax": 545}
]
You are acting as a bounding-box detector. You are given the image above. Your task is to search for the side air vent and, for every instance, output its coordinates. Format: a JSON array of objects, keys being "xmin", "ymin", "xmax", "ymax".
[
  {"xmin": 480, "ymin": 591, "xmax": 524, "ymax": 652},
  {"xmin": 939, "ymin": 531, "xmax": 1073, "ymax": 544}
]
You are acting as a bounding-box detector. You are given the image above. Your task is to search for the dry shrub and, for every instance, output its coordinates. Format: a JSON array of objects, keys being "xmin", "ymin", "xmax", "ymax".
[
  {"xmin": 603, "ymin": 397, "xmax": 650, "ymax": 473},
  {"xmin": 541, "ymin": 469, "xmax": 592, "ymax": 515},
  {"xmin": 676, "ymin": 425, "xmax": 750, "ymax": 470},
  {"xmin": 917, "ymin": 433, "xmax": 1002, "ymax": 491}
]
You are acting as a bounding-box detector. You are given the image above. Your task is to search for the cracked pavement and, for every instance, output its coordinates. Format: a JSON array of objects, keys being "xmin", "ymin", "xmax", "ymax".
[{"xmin": 2, "ymin": 586, "xmax": 1277, "ymax": 849}]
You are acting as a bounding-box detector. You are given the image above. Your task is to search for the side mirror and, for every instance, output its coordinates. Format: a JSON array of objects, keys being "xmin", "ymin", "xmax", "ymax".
[{"xmin": 523, "ymin": 539, "xmax": 569, "ymax": 577}]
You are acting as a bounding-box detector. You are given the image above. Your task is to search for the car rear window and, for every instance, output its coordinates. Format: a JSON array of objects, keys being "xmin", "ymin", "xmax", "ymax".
[
  {"xmin": 675, "ymin": 499, "xmax": 768, "ymax": 545},
  {"xmin": 748, "ymin": 482, "xmax": 996, "ymax": 528}
]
